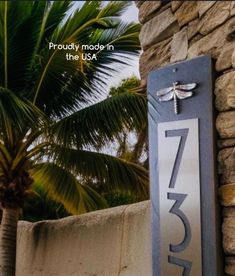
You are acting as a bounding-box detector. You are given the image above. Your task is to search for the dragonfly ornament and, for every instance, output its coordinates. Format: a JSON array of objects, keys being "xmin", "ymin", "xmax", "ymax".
[{"xmin": 156, "ymin": 81, "xmax": 197, "ymax": 114}]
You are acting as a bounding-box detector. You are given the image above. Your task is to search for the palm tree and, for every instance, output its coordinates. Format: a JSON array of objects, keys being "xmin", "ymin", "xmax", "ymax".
[
  {"xmin": 0, "ymin": 1, "xmax": 148, "ymax": 275},
  {"xmin": 109, "ymin": 76, "xmax": 148, "ymax": 166}
]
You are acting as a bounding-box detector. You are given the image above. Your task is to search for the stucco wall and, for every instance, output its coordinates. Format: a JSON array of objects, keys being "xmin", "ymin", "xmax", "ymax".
[{"xmin": 16, "ymin": 201, "xmax": 151, "ymax": 276}]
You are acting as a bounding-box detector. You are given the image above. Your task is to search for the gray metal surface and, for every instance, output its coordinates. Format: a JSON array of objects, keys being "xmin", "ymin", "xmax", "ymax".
[
  {"xmin": 147, "ymin": 55, "xmax": 222, "ymax": 276},
  {"xmin": 158, "ymin": 119, "xmax": 201, "ymax": 276}
]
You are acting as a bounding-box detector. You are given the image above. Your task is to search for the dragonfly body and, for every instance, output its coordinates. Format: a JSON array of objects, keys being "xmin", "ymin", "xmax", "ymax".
[{"xmin": 156, "ymin": 81, "xmax": 197, "ymax": 114}]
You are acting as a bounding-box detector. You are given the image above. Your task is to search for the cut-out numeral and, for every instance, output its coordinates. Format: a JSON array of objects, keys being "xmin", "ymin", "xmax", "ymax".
[
  {"xmin": 165, "ymin": 129, "xmax": 189, "ymax": 189},
  {"xmin": 168, "ymin": 256, "xmax": 192, "ymax": 276},
  {"xmin": 166, "ymin": 128, "xmax": 192, "ymax": 274},
  {"xmin": 168, "ymin": 192, "xmax": 191, "ymax": 253}
]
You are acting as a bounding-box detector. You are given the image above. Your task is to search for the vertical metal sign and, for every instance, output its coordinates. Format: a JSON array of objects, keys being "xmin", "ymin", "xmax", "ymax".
[{"xmin": 147, "ymin": 56, "xmax": 222, "ymax": 276}]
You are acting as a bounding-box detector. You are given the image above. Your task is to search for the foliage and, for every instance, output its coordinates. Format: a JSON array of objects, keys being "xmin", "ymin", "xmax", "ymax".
[
  {"xmin": 22, "ymin": 185, "xmax": 69, "ymax": 222},
  {"xmin": 0, "ymin": 1, "xmax": 148, "ymax": 216},
  {"xmin": 109, "ymin": 76, "xmax": 141, "ymax": 96},
  {"xmin": 104, "ymin": 192, "xmax": 136, "ymax": 207},
  {"xmin": 108, "ymin": 76, "xmax": 148, "ymax": 166}
]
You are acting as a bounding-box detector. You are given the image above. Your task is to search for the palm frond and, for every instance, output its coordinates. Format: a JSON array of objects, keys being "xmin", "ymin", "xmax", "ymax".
[
  {"xmin": 0, "ymin": 142, "xmax": 11, "ymax": 174},
  {"xmin": 0, "ymin": 2, "xmax": 33, "ymax": 89},
  {"xmin": 0, "ymin": 1, "xmax": 9, "ymax": 88},
  {"xmin": 56, "ymin": 1, "xmax": 101, "ymax": 42},
  {"xmin": 0, "ymin": 88, "xmax": 46, "ymax": 143},
  {"xmin": 32, "ymin": 1, "xmax": 107, "ymax": 106},
  {"xmin": 0, "ymin": 1, "xmax": 146, "ymax": 216},
  {"xmin": 36, "ymin": 1, "xmax": 72, "ymax": 50},
  {"xmin": 97, "ymin": 1, "xmax": 131, "ymax": 18},
  {"xmin": 49, "ymin": 146, "xmax": 149, "ymax": 199},
  {"xmin": 75, "ymin": 22, "xmax": 141, "ymax": 97},
  {"xmin": 32, "ymin": 2, "xmax": 140, "ymax": 117},
  {"xmin": 51, "ymin": 92, "xmax": 146, "ymax": 149},
  {"xmin": 30, "ymin": 162, "xmax": 108, "ymax": 214},
  {"xmin": 0, "ymin": 2, "xmax": 73, "ymax": 96}
]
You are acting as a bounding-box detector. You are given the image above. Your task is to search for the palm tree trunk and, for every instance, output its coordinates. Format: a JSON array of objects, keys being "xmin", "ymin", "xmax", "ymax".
[{"xmin": 0, "ymin": 208, "xmax": 19, "ymax": 276}]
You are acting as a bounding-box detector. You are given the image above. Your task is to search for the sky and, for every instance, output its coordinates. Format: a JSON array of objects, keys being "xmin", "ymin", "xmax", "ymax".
[
  {"xmin": 108, "ymin": 2, "xmax": 140, "ymax": 88},
  {"xmin": 70, "ymin": 1, "xmax": 140, "ymax": 90}
]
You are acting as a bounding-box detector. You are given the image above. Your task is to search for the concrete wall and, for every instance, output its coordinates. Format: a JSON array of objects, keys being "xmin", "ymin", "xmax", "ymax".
[{"xmin": 16, "ymin": 201, "xmax": 151, "ymax": 276}]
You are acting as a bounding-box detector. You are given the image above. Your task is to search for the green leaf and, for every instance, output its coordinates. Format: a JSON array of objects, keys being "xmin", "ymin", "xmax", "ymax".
[
  {"xmin": 0, "ymin": 87, "xmax": 46, "ymax": 142},
  {"xmin": 51, "ymin": 92, "xmax": 146, "ymax": 149},
  {"xmin": 49, "ymin": 146, "xmax": 149, "ymax": 199},
  {"xmin": 97, "ymin": 1, "xmax": 131, "ymax": 18},
  {"xmin": 31, "ymin": 4, "xmax": 140, "ymax": 117},
  {"xmin": 30, "ymin": 162, "xmax": 108, "ymax": 214},
  {"xmin": 0, "ymin": 1, "xmax": 146, "ymax": 216}
]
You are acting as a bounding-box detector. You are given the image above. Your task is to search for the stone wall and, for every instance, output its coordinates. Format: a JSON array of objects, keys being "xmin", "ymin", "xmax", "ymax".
[
  {"xmin": 16, "ymin": 201, "xmax": 151, "ymax": 276},
  {"xmin": 136, "ymin": 1, "xmax": 235, "ymax": 275}
]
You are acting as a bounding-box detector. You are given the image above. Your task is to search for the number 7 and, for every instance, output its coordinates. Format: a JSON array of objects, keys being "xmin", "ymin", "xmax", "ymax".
[{"xmin": 165, "ymin": 129, "xmax": 189, "ymax": 189}]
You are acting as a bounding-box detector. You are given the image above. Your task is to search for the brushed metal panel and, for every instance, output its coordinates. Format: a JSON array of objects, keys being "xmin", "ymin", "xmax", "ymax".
[
  {"xmin": 158, "ymin": 119, "xmax": 201, "ymax": 276},
  {"xmin": 148, "ymin": 55, "xmax": 222, "ymax": 276}
]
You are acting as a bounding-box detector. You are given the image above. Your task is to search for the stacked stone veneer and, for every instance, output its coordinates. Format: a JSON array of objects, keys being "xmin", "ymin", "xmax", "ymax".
[{"xmin": 136, "ymin": 1, "xmax": 235, "ymax": 275}]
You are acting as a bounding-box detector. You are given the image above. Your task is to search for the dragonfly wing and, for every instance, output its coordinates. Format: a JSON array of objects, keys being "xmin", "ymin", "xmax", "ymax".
[
  {"xmin": 158, "ymin": 92, "xmax": 174, "ymax": 101},
  {"xmin": 156, "ymin": 86, "xmax": 173, "ymax": 96},
  {"xmin": 177, "ymin": 83, "xmax": 197, "ymax": 90},
  {"xmin": 175, "ymin": 90, "xmax": 193, "ymax": 99}
]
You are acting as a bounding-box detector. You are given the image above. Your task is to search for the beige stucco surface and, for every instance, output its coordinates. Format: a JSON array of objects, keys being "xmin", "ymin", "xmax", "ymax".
[{"xmin": 16, "ymin": 200, "xmax": 151, "ymax": 276}]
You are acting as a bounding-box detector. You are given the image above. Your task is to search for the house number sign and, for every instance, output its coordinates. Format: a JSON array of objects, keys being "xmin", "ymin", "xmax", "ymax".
[{"xmin": 147, "ymin": 56, "xmax": 222, "ymax": 276}]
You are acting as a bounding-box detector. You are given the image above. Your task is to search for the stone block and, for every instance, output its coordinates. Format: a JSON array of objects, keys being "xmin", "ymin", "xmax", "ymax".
[
  {"xmin": 220, "ymin": 183, "xmax": 235, "ymax": 206},
  {"xmin": 218, "ymin": 138, "xmax": 235, "ymax": 149},
  {"xmin": 170, "ymin": 28, "xmax": 188, "ymax": 63},
  {"xmin": 225, "ymin": 256, "xmax": 235, "ymax": 275},
  {"xmin": 224, "ymin": 207, "xmax": 235, "ymax": 218},
  {"xmin": 171, "ymin": 1, "xmax": 183, "ymax": 13},
  {"xmin": 223, "ymin": 214, "xmax": 235, "ymax": 254},
  {"xmin": 188, "ymin": 34, "xmax": 203, "ymax": 48},
  {"xmin": 218, "ymin": 147, "xmax": 235, "ymax": 184},
  {"xmin": 215, "ymin": 71, "xmax": 235, "ymax": 111},
  {"xmin": 198, "ymin": 2, "xmax": 231, "ymax": 35},
  {"xmin": 216, "ymin": 43, "xmax": 234, "ymax": 72},
  {"xmin": 188, "ymin": 17, "xmax": 235, "ymax": 59},
  {"xmin": 231, "ymin": 2, "xmax": 235, "ymax": 17},
  {"xmin": 216, "ymin": 112, "xmax": 235, "ymax": 139},
  {"xmin": 175, "ymin": 1, "xmax": 198, "ymax": 27},
  {"xmin": 197, "ymin": 1, "xmax": 216, "ymax": 18},
  {"xmin": 231, "ymin": 48, "xmax": 235, "ymax": 69},
  {"xmin": 140, "ymin": 8, "xmax": 179, "ymax": 49},
  {"xmin": 135, "ymin": 1, "xmax": 144, "ymax": 8},
  {"xmin": 227, "ymin": 19, "xmax": 235, "ymax": 42},
  {"xmin": 187, "ymin": 18, "xmax": 199, "ymax": 40},
  {"xmin": 154, "ymin": 1, "xmax": 172, "ymax": 16},
  {"xmin": 139, "ymin": 1, "xmax": 162, "ymax": 24},
  {"xmin": 139, "ymin": 38, "xmax": 172, "ymax": 79}
]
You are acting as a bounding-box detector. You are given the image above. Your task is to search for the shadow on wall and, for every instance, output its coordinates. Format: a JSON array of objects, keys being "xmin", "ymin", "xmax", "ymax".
[{"xmin": 16, "ymin": 201, "xmax": 151, "ymax": 276}]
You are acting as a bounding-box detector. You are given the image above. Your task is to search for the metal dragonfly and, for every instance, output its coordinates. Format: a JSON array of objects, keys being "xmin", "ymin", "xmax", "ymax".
[{"xmin": 156, "ymin": 81, "xmax": 197, "ymax": 114}]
